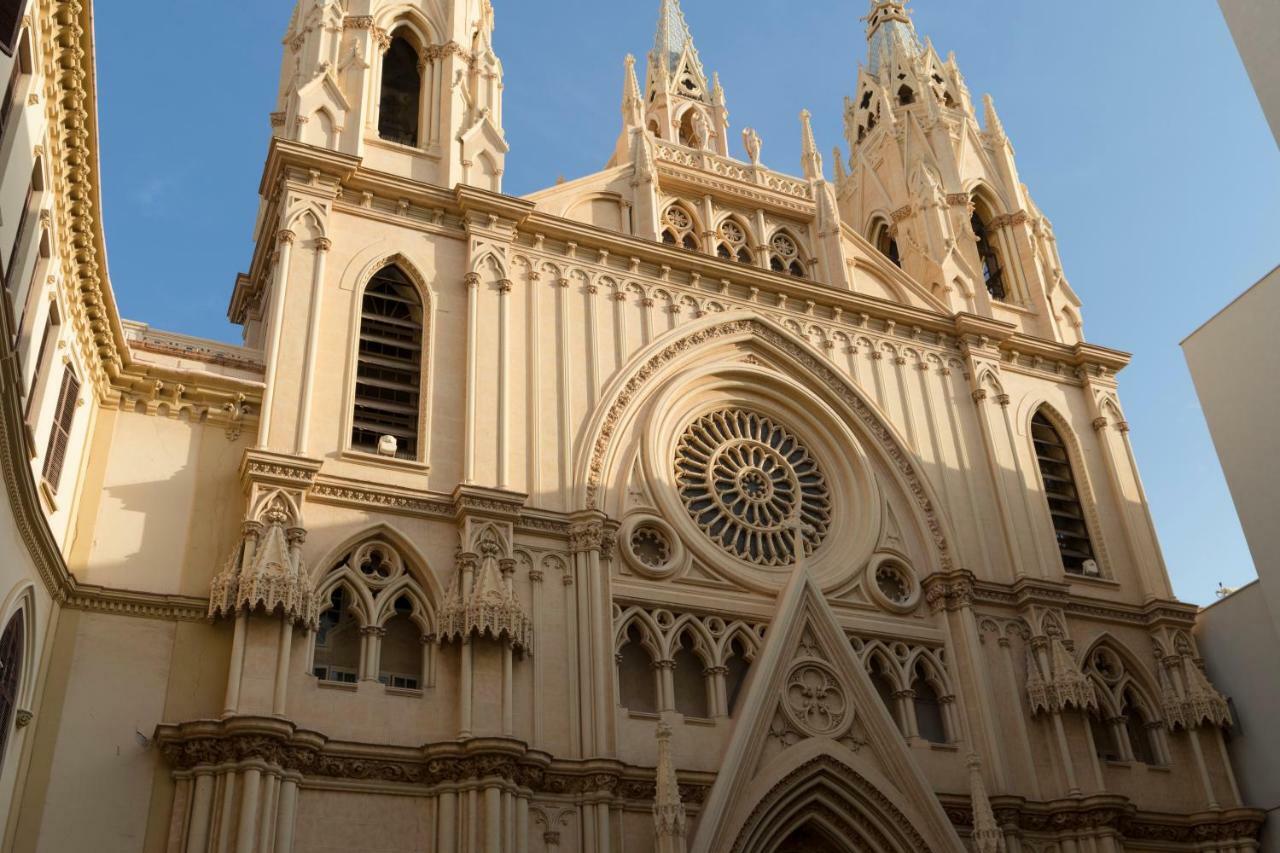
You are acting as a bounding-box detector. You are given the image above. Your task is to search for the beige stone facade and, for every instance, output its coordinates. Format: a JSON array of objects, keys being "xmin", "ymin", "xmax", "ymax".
[{"xmin": 0, "ymin": 1, "xmax": 1265, "ymax": 851}]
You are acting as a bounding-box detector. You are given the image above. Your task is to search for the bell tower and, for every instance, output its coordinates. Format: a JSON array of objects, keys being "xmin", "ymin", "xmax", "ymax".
[
  {"xmin": 272, "ymin": 0, "xmax": 508, "ymax": 192},
  {"xmin": 837, "ymin": 0, "xmax": 1085, "ymax": 343},
  {"xmin": 643, "ymin": 0, "xmax": 730, "ymax": 156}
]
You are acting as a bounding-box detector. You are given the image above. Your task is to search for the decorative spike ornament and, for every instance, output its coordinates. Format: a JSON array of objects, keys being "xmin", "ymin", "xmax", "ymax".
[
  {"xmin": 800, "ymin": 110, "xmax": 824, "ymax": 181},
  {"xmin": 983, "ymin": 94, "xmax": 1007, "ymax": 142},
  {"xmin": 623, "ymin": 54, "xmax": 644, "ymax": 129},
  {"xmin": 967, "ymin": 755, "xmax": 1003, "ymax": 853},
  {"xmin": 653, "ymin": 721, "xmax": 688, "ymax": 853}
]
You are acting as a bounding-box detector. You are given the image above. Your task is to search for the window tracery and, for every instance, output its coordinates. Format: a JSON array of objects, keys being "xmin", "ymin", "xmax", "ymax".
[
  {"xmin": 352, "ymin": 265, "xmax": 424, "ymax": 460},
  {"xmin": 613, "ymin": 605, "xmax": 763, "ymax": 719},
  {"xmin": 661, "ymin": 204, "xmax": 701, "ymax": 251},
  {"xmin": 768, "ymin": 232, "xmax": 807, "ymax": 278},
  {"xmin": 849, "ymin": 636, "xmax": 956, "ymax": 745},
  {"xmin": 715, "ymin": 218, "xmax": 754, "ymax": 264},
  {"xmin": 674, "ymin": 409, "xmax": 831, "ymax": 567},
  {"xmin": 313, "ymin": 539, "xmax": 434, "ymax": 691},
  {"xmin": 1084, "ymin": 644, "xmax": 1167, "ymax": 766}
]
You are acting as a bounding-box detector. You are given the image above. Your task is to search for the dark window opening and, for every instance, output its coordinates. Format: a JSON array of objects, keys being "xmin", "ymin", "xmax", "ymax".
[
  {"xmin": 0, "ymin": 609, "xmax": 23, "ymax": 773},
  {"xmin": 0, "ymin": 0, "xmax": 21, "ymax": 56},
  {"xmin": 970, "ymin": 206, "xmax": 1006, "ymax": 300},
  {"xmin": 672, "ymin": 632, "xmax": 709, "ymax": 718},
  {"xmin": 897, "ymin": 85, "xmax": 915, "ymax": 106},
  {"xmin": 618, "ymin": 625, "xmax": 658, "ymax": 713},
  {"xmin": 353, "ymin": 266, "xmax": 423, "ymax": 459},
  {"xmin": 1031, "ymin": 411, "xmax": 1096, "ymax": 574},
  {"xmin": 912, "ymin": 664, "xmax": 947, "ymax": 744},
  {"xmin": 1092, "ymin": 715, "xmax": 1122, "ymax": 762},
  {"xmin": 724, "ymin": 639, "xmax": 751, "ymax": 715},
  {"xmin": 314, "ymin": 587, "xmax": 361, "ymax": 683},
  {"xmin": 1124, "ymin": 691, "xmax": 1159, "ymax": 764},
  {"xmin": 378, "ymin": 36, "xmax": 422, "ymax": 147}
]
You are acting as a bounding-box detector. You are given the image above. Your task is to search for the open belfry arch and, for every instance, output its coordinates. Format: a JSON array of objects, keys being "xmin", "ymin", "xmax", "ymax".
[{"xmin": 0, "ymin": 0, "xmax": 1264, "ymax": 851}]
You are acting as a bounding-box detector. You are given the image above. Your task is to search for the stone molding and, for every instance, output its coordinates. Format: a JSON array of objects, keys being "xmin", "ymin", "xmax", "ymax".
[
  {"xmin": 155, "ymin": 716, "xmax": 714, "ymax": 803},
  {"xmin": 941, "ymin": 794, "xmax": 1263, "ymax": 845}
]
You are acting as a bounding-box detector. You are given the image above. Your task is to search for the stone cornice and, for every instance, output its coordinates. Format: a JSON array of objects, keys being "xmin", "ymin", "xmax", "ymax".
[
  {"xmin": 940, "ymin": 793, "xmax": 1263, "ymax": 845},
  {"xmin": 155, "ymin": 716, "xmax": 716, "ymax": 804}
]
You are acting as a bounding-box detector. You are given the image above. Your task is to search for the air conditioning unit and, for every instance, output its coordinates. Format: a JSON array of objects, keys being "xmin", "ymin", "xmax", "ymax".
[
  {"xmin": 1082, "ymin": 559, "xmax": 1100, "ymax": 577},
  {"xmin": 378, "ymin": 435, "xmax": 399, "ymax": 457}
]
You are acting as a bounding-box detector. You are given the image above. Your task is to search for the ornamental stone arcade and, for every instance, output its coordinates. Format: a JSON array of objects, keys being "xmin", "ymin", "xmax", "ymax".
[{"xmin": 0, "ymin": 0, "xmax": 1264, "ymax": 852}]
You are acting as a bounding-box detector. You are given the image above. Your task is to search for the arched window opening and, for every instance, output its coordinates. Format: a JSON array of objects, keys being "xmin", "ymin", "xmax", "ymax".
[
  {"xmin": 1091, "ymin": 714, "xmax": 1122, "ymax": 762},
  {"xmin": 970, "ymin": 200, "xmax": 1007, "ymax": 301},
  {"xmin": 378, "ymin": 35, "xmax": 422, "ymax": 147},
  {"xmin": 869, "ymin": 656, "xmax": 900, "ymax": 732},
  {"xmin": 724, "ymin": 637, "xmax": 751, "ymax": 715},
  {"xmin": 778, "ymin": 825, "xmax": 844, "ymax": 853},
  {"xmin": 0, "ymin": 609, "xmax": 24, "ymax": 772},
  {"xmin": 353, "ymin": 266, "xmax": 423, "ymax": 460},
  {"xmin": 911, "ymin": 664, "xmax": 948, "ymax": 744},
  {"xmin": 314, "ymin": 587, "xmax": 361, "ymax": 684},
  {"xmin": 859, "ymin": 91, "xmax": 873, "ymax": 110},
  {"xmin": 871, "ymin": 220, "xmax": 901, "ymax": 269},
  {"xmin": 897, "ymin": 85, "xmax": 915, "ymax": 106},
  {"xmin": 1031, "ymin": 411, "xmax": 1097, "ymax": 575},
  {"xmin": 618, "ymin": 624, "xmax": 658, "ymax": 713},
  {"xmin": 769, "ymin": 232, "xmax": 806, "ymax": 279},
  {"xmin": 672, "ymin": 631, "xmax": 710, "ymax": 719},
  {"xmin": 661, "ymin": 204, "xmax": 700, "ymax": 252},
  {"xmin": 677, "ymin": 109, "xmax": 704, "ymax": 148},
  {"xmin": 647, "ymin": 119, "xmax": 661, "ymax": 138},
  {"xmin": 378, "ymin": 596, "xmax": 423, "ymax": 690},
  {"xmin": 716, "ymin": 219, "xmax": 753, "ymax": 265},
  {"xmin": 1124, "ymin": 690, "xmax": 1159, "ymax": 765}
]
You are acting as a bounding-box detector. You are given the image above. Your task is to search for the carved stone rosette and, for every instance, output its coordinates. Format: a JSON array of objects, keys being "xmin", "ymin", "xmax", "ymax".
[{"xmin": 208, "ymin": 492, "xmax": 319, "ymax": 628}]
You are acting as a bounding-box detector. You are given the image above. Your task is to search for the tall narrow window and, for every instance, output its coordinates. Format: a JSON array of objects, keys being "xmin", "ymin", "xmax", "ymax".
[
  {"xmin": 313, "ymin": 587, "xmax": 360, "ymax": 684},
  {"xmin": 23, "ymin": 303, "xmax": 58, "ymax": 421},
  {"xmin": 378, "ymin": 35, "xmax": 422, "ymax": 147},
  {"xmin": 352, "ymin": 266, "xmax": 423, "ymax": 460},
  {"xmin": 1123, "ymin": 690, "xmax": 1159, "ymax": 765},
  {"xmin": 971, "ymin": 201, "xmax": 1006, "ymax": 300},
  {"xmin": 6, "ymin": 159, "xmax": 40, "ymax": 284},
  {"xmin": 911, "ymin": 663, "xmax": 948, "ymax": 744},
  {"xmin": 0, "ymin": 609, "xmax": 22, "ymax": 773},
  {"xmin": 871, "ymin": 220, "xmax": 901, "ymax": 269},
  {"xmin": 1091, "ymin": 714, "xmax": 1122, "ymax": 762},
  {"xmin": 869, "ymin": 657, "xmax": 901, "ymax": 733},
  {"xmin": 672, "ymin": 631, "xmax": 710, "ymax": 718},
  {"xmin": 378, "ymin": 596, "xmax": 423, "ymax": 690},
  {"xmin": 1031, "ymin": 411, "xmax": 1096, "ymax": 574},
  {"xmin": 618, "ymin": 624, "xmax": 658, "ymax": 714},
  {"xmin": 724, "ymin": 637, "xmax": 751, "ymax": 715},
  {"xmin": 42, "ymin": 366, "xmax": 79, "ymax": 492}
]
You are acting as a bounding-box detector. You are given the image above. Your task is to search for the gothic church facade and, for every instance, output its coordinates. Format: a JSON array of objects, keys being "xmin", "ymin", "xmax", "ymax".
[{"xmin": 0, "ymin": 0, "xmax": 1265, "ymax": 851}]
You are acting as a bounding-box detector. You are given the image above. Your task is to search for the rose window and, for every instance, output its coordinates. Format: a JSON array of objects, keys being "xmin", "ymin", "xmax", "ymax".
[
  {"xmin": 771, "ymin": 234, "xmax": 798, "ymax": 258},
  {"xmin": 631, "ymin": 526, "xmax": 672, "ymax": 570},
  {"xmin": 674, "ymin": 409, "xmax": 831, "ymax": 566},
  {"xmin": 875, "ymin": 564, "xmax": 911, "ymax": 605}
]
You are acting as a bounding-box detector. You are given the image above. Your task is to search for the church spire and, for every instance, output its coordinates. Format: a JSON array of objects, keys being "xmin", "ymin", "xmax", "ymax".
[
  {"xmin": 641, "ymin": 0, "xmax": 730, "ymax": 155},
  {"xmin": 864, "ymin": 0, "xmax": 920, "ymax": 74},
  {"xmin": 653, "ymin": 0, "xmax": 701, "ymax": 76}
]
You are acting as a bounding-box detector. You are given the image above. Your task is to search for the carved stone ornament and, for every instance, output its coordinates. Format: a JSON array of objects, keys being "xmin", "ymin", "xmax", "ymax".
[
  {"xmin": 208, "ymin": 493, "xmax": 319, "ymax": 629},
  {"xmin": 782, "ymin": 661, "xmax": 850, "ymax": 738},
  {"xmin": 438, "ymin": 528, "xmax": 534, "ymax": 653},
  {"xmin": 1025, "ymin": 630, "xmax": 1097, "ymax": 716},
  {"xmin": 1158, "ymin": 652, "xmax": 1231, "ymax": 731},
  {"xmin": 653, "ymin": 721, "xmax": 688, "ymax": 844}
]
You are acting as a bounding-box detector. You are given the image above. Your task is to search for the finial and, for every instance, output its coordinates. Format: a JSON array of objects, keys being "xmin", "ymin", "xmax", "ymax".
[
  {"xmin": 967, "ymin": 755, "xmax": 1003, "ymax": 853},
  {"xmin": 800, "ymin": 109, "xmax": 824, "ymax": 181},
  {"xmin": 623, "ymin": 54, "xmax": 644, "ymax": 128},
  {"xmin": 654, "ymin": 721, "xmax": 688, "ymax": 852},
  {"xmin": 983, "ymin": 94, "xmax": 1006, "ymax": 141}
]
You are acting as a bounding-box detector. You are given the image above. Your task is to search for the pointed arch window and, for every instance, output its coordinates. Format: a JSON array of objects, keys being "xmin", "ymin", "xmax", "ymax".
[
  {"xmin": 672, "ymin": 629, "xmax": 710, "ymax": 718},
  {"xmin": 378, "ymin": 34, "xmax": 422, "ymax": 147},
  {"xmin": 661, "ymin": 204, "xmax": 701, "ymax": 252},
  {"xmin": 868, "ymin": 655, "xmax": 901, "ymax": 733},
  {"xmin": 1031, "ymin": 411, "xmax": 1096, "ymax": 574},
  {"xmin": 768, "ymin": 232, "xmax": 807, "ymax": 278},
  {"xmin": 871, "ymin": 219, "xmax": 901, "ymax": 269},
  {"xmin": 353, "ymin": 266, "xmax": 423, "ymax": 460},
  {"xmin": 618, "ymin": 623, "xmax": 659, "ymax": 714},
  {"xmin": 0, "ymin": 609, "xmax": 24, "ymax": 773},
  {"xmin": 715, "ymin": 219, "xmax": 754, "ymax": 265},
  {"xmin": 910, "ymin": 661, "xmax": 949, "ymax": 744},
  {"xmin": 724, "ymin": 636, "xmax": 752, "ymax": 715},
  {"xmin": 313, "ymin": 540, "xmax": 434, "ymax": 690},
  {"xmin": 970, "ymin": 199, "xmax": 1007, "ymax": 301},
  {"xmin": 1123, "ymin": 689, "xmax": 1160, "ymax": 765}
]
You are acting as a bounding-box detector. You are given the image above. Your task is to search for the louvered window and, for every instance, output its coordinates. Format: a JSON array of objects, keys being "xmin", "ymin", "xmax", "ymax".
[
  {"xmin": 971, "ymin": 210, "xmax": 1006, "ymax": 301},
  {"xmin": 0, "ymin": 609, "xmax": 22, "ymax": 773},
  {"xmin": 42, "ymin": 366, "xmax": 79, "ymax": 491},
  {"xmin": 1031, "ymin": 411, "xmax": 1095, "ymax": 574},
  {"xmin": 352, "ymin": 266, "xmax": 422, "ymax": 459}
]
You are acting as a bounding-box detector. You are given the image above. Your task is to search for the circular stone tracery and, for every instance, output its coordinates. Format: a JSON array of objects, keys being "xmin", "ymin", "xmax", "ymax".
[{"xmin": 674, "ymin": 409, "xmax": 831, "ymax": 566}]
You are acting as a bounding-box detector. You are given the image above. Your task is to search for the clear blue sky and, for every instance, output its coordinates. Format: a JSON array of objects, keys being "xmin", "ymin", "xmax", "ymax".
[{"xmin": 93, "ymin": 1, "xmax": 1279, "ymax": 606}]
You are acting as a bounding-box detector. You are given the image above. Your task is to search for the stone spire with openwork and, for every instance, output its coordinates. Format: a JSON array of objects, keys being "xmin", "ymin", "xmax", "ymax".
[{"xmin": 642, "ymin": 0, "xmax": 730, "ymax": 156}]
